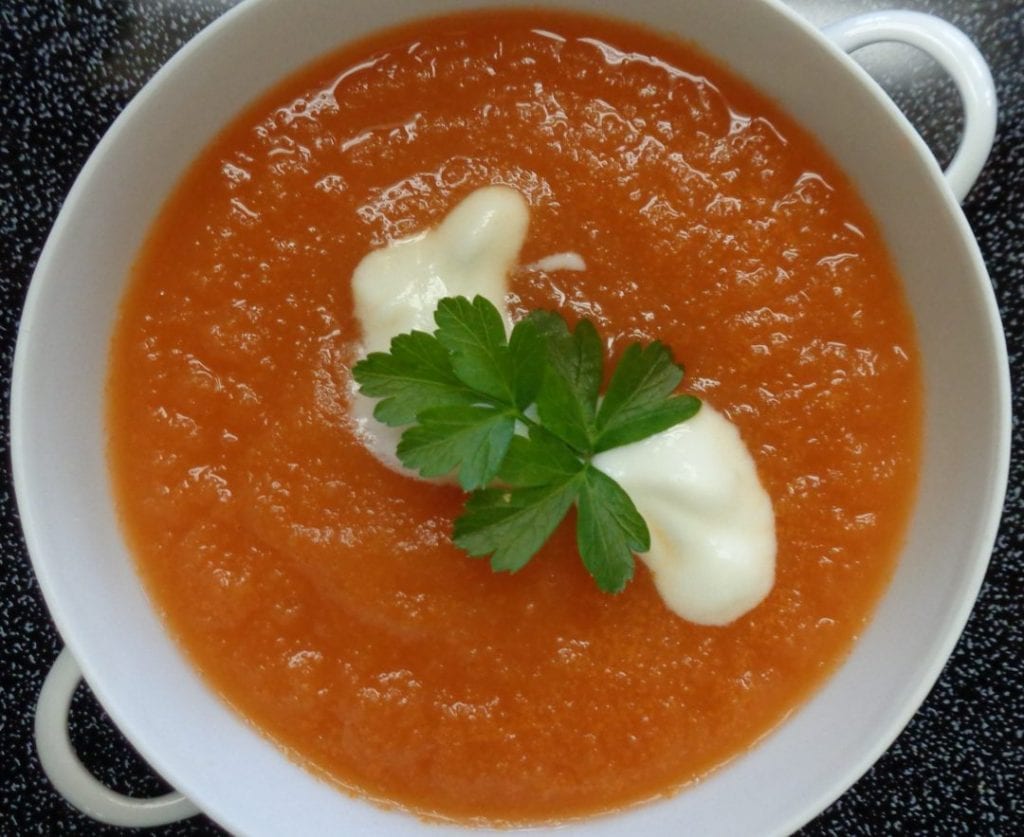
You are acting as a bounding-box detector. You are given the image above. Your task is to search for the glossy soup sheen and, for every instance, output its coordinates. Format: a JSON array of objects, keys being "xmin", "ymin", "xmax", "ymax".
[{"xmin": 108, "ymin": 9, "xmax": 921, "ymax": 824}]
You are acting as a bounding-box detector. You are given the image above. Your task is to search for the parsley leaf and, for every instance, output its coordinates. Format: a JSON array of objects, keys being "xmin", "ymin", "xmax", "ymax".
[
  {"xmin": 595, "ymin": 341, "xmax": 701, "ymax": 452},
  {"xmin": 527, "ymin": 310, "xmax": 602, "ymax": 417},
  {"xmin": 507, "ymin": 318, "xmax": 546, "ymax": 409},
  {"xmin": 535, "ymin": 367, "xmax": 594, "ymax": 453},
  {"xmin": 453, "ymin": 426, "xmax": 585, "ymax": 572},
  {"xmin": 529, "ymin": 310, "xmax": 603, "ymax": 452},
  {"xmin": 576, "ymin": 465, "xmax": 649, "ymax": 593},
  {"xmin": 434, "ymin": 295, "xmax": 515, "ymax": 404},
  {"xmin": 352, "ymin": 295, "xmax": 701, "ymax": 595},
  {"xmin": 596, "ymin": 394, "xmax": 701, "ymax": 452},
  {"xmin": 454, "ymin": 479, "xmax": 581, "ymax": 573},
  {"xmin": 397, "ymin": 405, "xmax": 515, "ymax": 490},
  {"xmin": 499, "ymin": 426, "xmax": 585, "ymax": 487},
  {"xmin": 352, "ymin": 330, "xmax": 475, "ymax": 426}
]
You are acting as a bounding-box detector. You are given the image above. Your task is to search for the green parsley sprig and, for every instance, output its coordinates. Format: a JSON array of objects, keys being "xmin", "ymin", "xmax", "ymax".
[{"xmin": 352, "ymin": 295, "xmax": 700, "ymax": 593}]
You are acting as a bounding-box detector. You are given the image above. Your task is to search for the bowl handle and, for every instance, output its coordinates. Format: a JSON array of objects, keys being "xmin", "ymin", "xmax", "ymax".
[
  {"xmin": 35, "ymin": 648, "xmax": 200, "ymax": 827},
  {"xmin": 821, "ymin": 10, "xmax": 997, "ymax": 203}
]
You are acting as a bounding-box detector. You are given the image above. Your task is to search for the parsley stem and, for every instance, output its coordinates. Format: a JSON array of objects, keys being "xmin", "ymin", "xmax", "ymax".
[{"xmin": 516, "ymin": 412, "xmax": 543, "ymax": 433}]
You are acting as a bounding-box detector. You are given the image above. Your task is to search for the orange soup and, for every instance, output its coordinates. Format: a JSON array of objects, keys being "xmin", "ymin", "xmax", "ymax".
[{"xmin": 108, "ymin": 9, "xmax": 921, "ymax": 824}]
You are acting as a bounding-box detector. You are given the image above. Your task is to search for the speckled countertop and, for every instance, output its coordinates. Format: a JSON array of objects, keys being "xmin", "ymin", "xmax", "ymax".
[{"xmin": 1, "ymin": 1, "xmax": 1021, "ymax": 834}]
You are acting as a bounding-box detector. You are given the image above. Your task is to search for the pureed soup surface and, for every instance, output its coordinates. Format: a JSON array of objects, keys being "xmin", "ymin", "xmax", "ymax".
[{"xmin": 108, "ymin": 9, "xmax": 921, "ymax": 825}]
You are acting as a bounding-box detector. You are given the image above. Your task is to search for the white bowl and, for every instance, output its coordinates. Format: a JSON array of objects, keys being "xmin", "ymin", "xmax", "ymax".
[{"xmin": 12, "ymin": 0, "xmax": 1008, "ymax": 834}]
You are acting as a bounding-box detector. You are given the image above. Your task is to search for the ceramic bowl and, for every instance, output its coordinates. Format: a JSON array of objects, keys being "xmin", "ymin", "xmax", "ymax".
[{"xmin": 12, "ymin": 0, "xmax": 1007, "ymax": 834}]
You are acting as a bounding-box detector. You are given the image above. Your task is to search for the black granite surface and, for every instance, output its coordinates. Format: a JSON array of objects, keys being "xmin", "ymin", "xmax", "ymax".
[{"xmin": 1, "ymin": 1, "xmax": 1021, "ymax": 834}]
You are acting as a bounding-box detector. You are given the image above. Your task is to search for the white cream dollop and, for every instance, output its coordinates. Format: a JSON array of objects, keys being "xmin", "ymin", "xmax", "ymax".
[
  {"xmin": 350, "ymin": 186, "xmax": 529, "ymax": 471},
  {"xmin": 592, "ymin": 407, "xmax": 776, "ymax": 625},
  {"xmin": 349, "ymin": 186, "xmax": 775, "ymax": 625},
  {"xmin": 352, "ymin": 186, "xmax": 528, "ymax": 353}
]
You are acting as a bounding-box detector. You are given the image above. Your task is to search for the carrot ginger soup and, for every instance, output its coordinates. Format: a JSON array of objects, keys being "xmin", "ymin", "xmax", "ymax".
[{"xmin": 107, "ymin": 9, "xmax": 921, "ymax": 824}]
